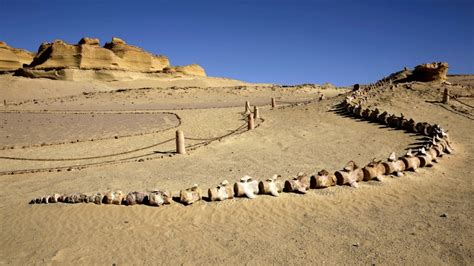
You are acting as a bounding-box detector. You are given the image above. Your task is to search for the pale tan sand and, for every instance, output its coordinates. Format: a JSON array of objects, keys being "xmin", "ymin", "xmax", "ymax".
[
  {"xmin": 0, "ymin": 112, "xmax": 179, "ymax": 147},
  {"xmin": 0, "ymin": 74, "xmax": 269, "ymax": 102},
  {"xmin": 0, "ymin": 76, "xmax": 472, "ymax": 264}
]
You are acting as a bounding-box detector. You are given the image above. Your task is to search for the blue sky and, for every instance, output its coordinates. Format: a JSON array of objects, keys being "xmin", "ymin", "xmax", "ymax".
[{"xmin": 0, "ymin": 0, "xmax": 472, "ymax": 86}]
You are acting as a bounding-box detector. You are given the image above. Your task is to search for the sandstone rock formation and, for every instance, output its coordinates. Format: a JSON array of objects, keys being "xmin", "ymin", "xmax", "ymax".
[
  {"xmin": 8, "ymin": 37, "xmax": 208, "ymax": 80},
  {"xmin": 103, "ymin": 37, "xmax": 169, "ymax": 72},
  {"xmin": 78, "ymin": 37, "xmax": 100, "ymax": 46},
  {"xmin": 384, "ymin": 62, "xmax": 449, "ymax": 83},
  {"xmin": 0, "ymin": 41, "xmax": 34, "ymax": 71},
  {"xmin": 411, "ymin": 62, "xmax": 449, "ymax": 82},
  {"xmin": 27, "ymin": 37, "xmax": 169, "ymax": 72},
  {"xmin": 163, "ymin": 64, "xmax": 206, "ymax": 77}
]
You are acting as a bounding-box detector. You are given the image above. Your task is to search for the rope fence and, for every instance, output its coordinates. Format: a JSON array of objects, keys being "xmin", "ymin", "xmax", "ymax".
[
  {"xmin": 0, "ymin": 118, "xmax": 263, "ymax": 176},
  {"xmin": 453, "ymin": 98, "xmax": 474, "ymax": 109},
  {"xmin": 0, "ymin": 97, "xmax": 315, "ymax": 175},
  {"xmin": 0, "ymin": 111, "xmax": 181, "ymax": 150},
  {"xmin": 0, "ymin": 138, "xmax": 175, "ymax": 162}
]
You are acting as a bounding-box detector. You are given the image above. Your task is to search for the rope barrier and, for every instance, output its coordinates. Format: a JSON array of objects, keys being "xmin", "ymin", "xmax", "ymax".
[
  {"xmin": 0, "ymin": 150, "xmax": 174, "ymax": 176},
  {"xmin": 0, "ymin": 138, "xmax": 175, "ymax": 162},
  {"xmin": 0, "ymin": 94, "xmax": 310, "ymax": 175},
  {"xmin": 184, "ymin": 122, "xmax": 248, "ymax": 142},
  {"xmin": 0, "ymin": 112, "xmax": 181, "ymax": 150},
  {"xmin": 0, "ymin": 119, "xmax": 263, "ymax": 176},
  {"xmin": 453, "ymin": 98, "xmax": 474, "ymax": 109},
  {"xmin": 0, "ymin": 110, "xmax": 177, "ymax": 115},
  {"xmin": 275, "ymin": 99, "xmax": 313, "ymax": 105},
  {"xmin": 1, "ymin": 98, "xmax": 318, "ymax": 114}
]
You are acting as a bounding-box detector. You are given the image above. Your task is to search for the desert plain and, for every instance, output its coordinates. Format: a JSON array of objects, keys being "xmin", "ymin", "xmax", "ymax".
[{"xmin": 0, "ymin": 39, "xmax": 473, "ymax": 265}]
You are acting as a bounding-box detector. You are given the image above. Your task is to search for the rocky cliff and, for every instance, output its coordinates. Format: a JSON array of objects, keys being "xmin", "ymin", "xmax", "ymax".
[
  {"xmin": 0, "ymin": 37, "xmax": 208, "ymax": 81},
  {"xmin": 27, "ymin": 37, "xmax": 170, "ymax": 72},
  {"xmin": 411, "ymin": 62, "xmax": 449, "ymax": 82},
  {"xmin": 384, "ymin": 62, "xmax": 449, "ymax": 83},
  {"xmin": 0, "ymin": 42, "xmax": 35, "ymax": 72},
  {"xmin": 163, "ymin": 64, "xmax": 207, "ymax": 77}
]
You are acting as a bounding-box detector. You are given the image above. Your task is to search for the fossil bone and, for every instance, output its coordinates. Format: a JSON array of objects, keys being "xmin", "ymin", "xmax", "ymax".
[
  {"xmin": 353, "ymin": 105, "xmax": 363, "ymax": 117},
  {"xmin": 415, "ymin": 122, "xmax": 432, "ymax": 136},
  {"xmin": 234, "ymin": 176, "xmax": 259, "ymax": 199},
  {"xmin": 93, "ymin": 193, "xmax": 104, "ymax": 204},
  {"xmin": 283, "ymin": 172, "xmax": 309, "ymax": 194},
  {"xmin": 310, "ymin": 169, "xmax": 336, "ymax": 188},
  {"xmin": 149, "ymin": 190, "xmax": 172, "ymax": 206},
  {"xmin": 369, "ymin": 108, "xmax": 380, "ymax": 122},
  {"xmin": 387, "ymin": 114, "xmax": 404, "ymax": 129},
  {"xmin": 48, "ymin": 193, "xmax": 60, "ymax": 203},
  {"xmin": 123, "ymin": 191, "xmax": 149, "ymax": 206},
  {"xmin": 401, "ymin": 149, "xmax": 421, "ymax": 172},
  {"xmin": 103, "ymin": 191, "xmax": 125, "ymax": 205},
  {"xmin": 335, "ymin": 161, "xmax": 364, "ymax": 187},
  {"xmin": 417, "ymin": 147, "xmax": 436, "ymax": 167},
  {"xmin": 377, "ymin": 111, "xmax": 390, "ymax": 125},
  {"xmin": 284, "ymin": 172, "xmax": 310, "ymax": 193},
  {"xmin": 361, "ymin": 108, "xmax": 371, "ymax": 119},
  {"xmin": 347, "ymin": 104, "xmax": 356, "ymax": 114},
  {"xmin": 258, "ymin": 175, "xmax": 283, "ymax": 196},
  {"xmin": 402, "ymin": 118, "xmax": 417, "ymax": 133},
  {"xmin": 435, "ymin": 136, "xmax": 453, "ymax": 154},
  {"xmin": 362, "ymin": 160, "xmax": 386, "ymax": 181},
  {"xmin": 382, "ymin": 152, "xmax": 406, "ymax": 177},
  {"xmin": 209, "ymin": 180, "xmax": 235, "ymax": 201},
  {"xmin": 179, "ymin": 184, "xmax": 202, "ymax": 205}
]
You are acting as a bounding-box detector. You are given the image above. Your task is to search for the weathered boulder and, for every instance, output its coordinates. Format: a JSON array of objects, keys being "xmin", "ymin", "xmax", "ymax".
[
  {"xmin": 385, "ymin": 62, "xmax": 449, "ymax": 83},
  {"xmin": 411, "ymin": 62, "xmax": 448, "ymax": 82},
  {"xmin": 0, "ymin": 41, "xmax": 35, "ymax": 71}
]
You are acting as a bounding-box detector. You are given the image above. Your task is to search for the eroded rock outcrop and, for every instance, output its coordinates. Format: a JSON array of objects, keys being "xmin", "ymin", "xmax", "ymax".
[
  {"xmin": 103, "ymin": 37, "xmax": 169, "ymax": 72},
  {"xmin": 0, "ymin": 41, "xmax": 35, "ymax": 71},
  {"xmin": 27, "ymin": 37, "xmax": 170, "ymax": 72},
  {"xmin": 10, "ymin": 37, "xmax": 209, "ymax": 80},
  {"xmin": 163, "ymin": 63, "xmax": 206, "ymax": 77},
  {"xmin": 382, "ymin": 62, "xmax": 449, "ymax": 83},
  {"xmin": 411, "ymin": 62, "xmax": 449, "ymax": 82}
]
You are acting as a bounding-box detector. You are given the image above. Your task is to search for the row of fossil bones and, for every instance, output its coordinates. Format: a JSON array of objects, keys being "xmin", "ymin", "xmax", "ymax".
[{"xmin": 29, "ymin": 88, "xmax": 453, "ymax": 206}]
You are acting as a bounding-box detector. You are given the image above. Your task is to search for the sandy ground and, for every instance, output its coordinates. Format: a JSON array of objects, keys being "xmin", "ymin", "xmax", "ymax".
[
  {"xmin": 0, "ymin": 111, "xmax": 179, "ymax": 148},
  {"xmin": 0, "ymin": 74, "xmax": 269, "ymax": 102},
  {"xmin": 0, "ymin": 75, "xmax": 472, "ymax": 265}
]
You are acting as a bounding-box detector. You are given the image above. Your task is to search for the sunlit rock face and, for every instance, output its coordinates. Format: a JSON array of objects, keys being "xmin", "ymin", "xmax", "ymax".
[
  {"xmin": 164, "ymin": 64, "xmax": 207, "ymax": 77},
  {"xmin": 8, "ymin": 37, "xmax": 208, "ymax": 81},
  {"xmin": 27, "ymin": 37, "xmax": 170, "ymax": 72},
  {"xmin": 386, "ymin": 62, "xmax": 449, "ymax": 83},
  {"xmin": 411, "ymin": 62, "xmax": 449, "ymax": 82},
  {"xmin": 0, "ymin": 41, "xmax": 35, "ymax": 71}
]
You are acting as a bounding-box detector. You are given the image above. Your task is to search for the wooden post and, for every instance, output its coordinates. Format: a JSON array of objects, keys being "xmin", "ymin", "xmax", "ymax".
[
  {"xmin": 3, "ymin": 100, "xmax": 6, "ymax": 106},
  {"xmin": 253, "ymin": 106, "xmax": 260, "ymax": 119},
  {"xmin": 271, "ymin": 98, "xmax": 276, "ymax": 109},
  {"xmin": 442, "ymin": 88, "xmax": 449, "ymax": 104},
  {"xmin": 176, "ymin": 130, "xmax": 185, "ymax": 154},
  {"xmin": 248, "ymin": 114, "xmax": 254, "ymax": 130},
  {"xmin": 245, "ymin": 101, "xmax": 251, "ymax": 113}
]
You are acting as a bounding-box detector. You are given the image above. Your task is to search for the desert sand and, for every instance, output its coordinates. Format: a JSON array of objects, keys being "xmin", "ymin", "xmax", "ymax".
[{"xmin": 0, "ymin": 70, "xmax": 473, "ymax": 265}]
